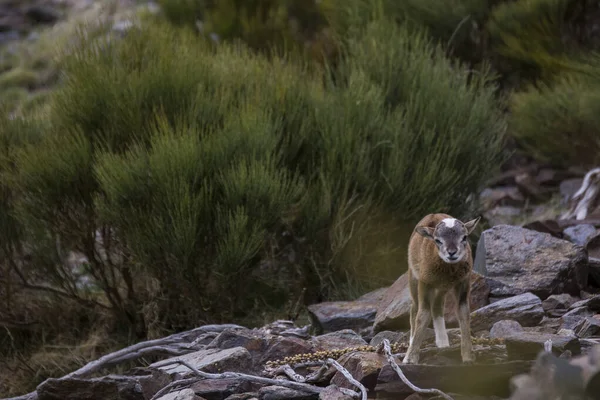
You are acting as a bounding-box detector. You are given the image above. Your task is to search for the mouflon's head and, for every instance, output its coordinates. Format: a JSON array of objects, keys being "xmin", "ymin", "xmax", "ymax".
[{"xmin": 415, "ymin": 216, "xmax": 480, "ymax": 264}]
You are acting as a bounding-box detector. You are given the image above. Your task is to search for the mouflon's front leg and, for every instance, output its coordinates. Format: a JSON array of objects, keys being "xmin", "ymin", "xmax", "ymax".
[
  {"xmin": 403, "ymin": 281, "xmax": 433, "ymax": 364},
  {"xmin": 454, "ymin": 278, "xmax": 474, "ymax": 363},
  {"xmin": 430, "ymin": 288, "xmax": 449, "ymax": 348}
]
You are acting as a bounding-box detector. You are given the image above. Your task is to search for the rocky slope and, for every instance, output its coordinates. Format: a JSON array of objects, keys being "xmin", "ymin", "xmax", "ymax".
[{"xmin": 4, "ymin": 216, "xmax": 600, "ymax": 400}]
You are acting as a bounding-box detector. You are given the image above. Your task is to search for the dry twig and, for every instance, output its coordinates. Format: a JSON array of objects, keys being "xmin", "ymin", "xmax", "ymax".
[
  {"xmin": 326, "ymin": 358, "xmax": 366, "ymax": 400},
  {"xmin": 150, "ymin": 359, "xmax": 325, "ymax": 398},
  {"xmin": 379, "ymin": 339, "xmax": 455, "ymax": 400},
  {"xmin": 3, "ymin": 324, "xmax": 244, "ymax": 400}
]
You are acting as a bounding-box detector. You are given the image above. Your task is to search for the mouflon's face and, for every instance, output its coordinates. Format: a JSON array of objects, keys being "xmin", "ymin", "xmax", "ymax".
[{"xmin": 415, "ymin": 216, "xmax": 480, "ymax": 264}]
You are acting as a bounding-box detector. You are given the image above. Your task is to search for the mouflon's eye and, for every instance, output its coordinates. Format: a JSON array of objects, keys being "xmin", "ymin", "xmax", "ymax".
[
  {"xmin": 462, "ymin": 236, "xmax": 467, "ymax": 242},
  {"xmin": 435, "ymin": 239, "xmax": 443, "ymax": 245}
]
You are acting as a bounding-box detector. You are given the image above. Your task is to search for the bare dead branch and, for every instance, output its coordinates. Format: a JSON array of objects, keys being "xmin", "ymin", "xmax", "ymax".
[
  {"xmin": 380, "ymin": 339, "xmax": 454, "ymax": 400},
  {"xmin": 2, "ymin": 324, "xmax": 244, "ymax": 400},
  {"xmin": 150, "ymin": 377, "xmax": 198, "ymax": 400},
  {"xmin": 561, "ymin": 167, "xmax": 600, "ymax": 220},
  {"xmin": 151, "ymin": 359, "xmax": 325, "ymax": 395},
  {"xmin": 326, "ymin": 358, "xmax": 366, "ymax": 400},
  {"xmin": 271, "ymin": 364, "xmax": 307, "ymax": 383},
  {"xmin": 305, "ymin": 363, "xmax": 332, "ymax": 383}
]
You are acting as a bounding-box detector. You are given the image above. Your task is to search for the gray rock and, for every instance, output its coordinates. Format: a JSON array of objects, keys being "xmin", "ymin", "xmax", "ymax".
[
  {"xmin": 151, "ymin": 347, "xmax": 252, "ymax": 376},
  {"xmin": 258, "ymin": 386, "xmax": 317, "ymax": 400},
  {"xmin": 307, "ymin": 287, "xmax": 387, "ymax": 334},
  {"xmin": 318, "ymin": 385, "xmax": 353, "ymax": 400},
  {"xmin": 560, "ymin": 315, "xmax": 587, "ymax": 331},
  {"xmin": 225, "ymin": 394, "xmax": 259, "ymax": 400},
  {"xmin": 479, "ymin": 186, "xmax": 525, "ymax": 208},
  {"xmin": 575, "ymin": 317, "xmax": 600, "ymax": 338},
  {"xmin": 480, "ymin": 225, "xmax": 588, "ymax": 299},
  {"xmin": 490, "ymin": 320, "xmax": 524, "ymax": 339},
  {"xmin": 25, "ymin": 5, "xmax": 61, "ymax": 24},
  {"xmin": 206, "ymin": 328, "xmax": 312, "ymax": 367},
  {"xmin": 471, "ymin": 293, "xmax": 544, "ymax": 332},
  {"xmin": 563, "ymin": 224, "xmax": 597, "ymax": 246},
  {"xmin": 156, "ymin": 389, "xmax": 205, "ymax": 400},
  {"xmin": 376, "ymin": 361, "xmax": 533, "ymax": 397},
  {"xmin": 309, "ymin": 329, "xmax": 367, "ymax": 351},
  {"xmin": 562, "ymin": 306, "xmax": 596, "ymax": 319},
  {"xmin": 569, "ymin": 294, "xmax": 600, "ymax": 312},
  {"xmin": 504, "ymin": 332, "xmax": 580, "ymax": 360},
  {"xmin": 369, "ymin": 330, "xmax": 408, "ymax": 348},
  {"xmin": 37, "ymin": 372, "xmax": 170, "ymax": 400},
  {"xmin": 560, "ymin": 178, "xmax": 583, "ymax": 201},
  {"xmin": 482, "ymin": 206, "xmax": 522, "ymax": 227},
  {"xmin": 191, "ymin": 379, "xmax": 260, "ymax": 400},
  {"xmin": 542, "ymin": 293, "xmax": 578, "ymax": 313},
  {"xmin": 331, "ymin": 351, "xmax": 386, "ymax": 390}
]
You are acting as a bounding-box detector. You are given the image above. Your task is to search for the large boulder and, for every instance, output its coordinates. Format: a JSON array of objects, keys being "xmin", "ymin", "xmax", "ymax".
[
  {"xmin": 471, "ymin": 293, "xmax": 545, "ymax": 332},
  {"xmin": 150, "ymin": 347, "xmax": 253, "ymax": 377},
  {"xmin": 478, "ymin": 225, "xmax": 588, "ymax": 300},
  {"xmin": 307, "ymin": 288, "xmax": 387, "ymax": 334},
  {"xmin": 373, "ymin": 272, "xmax": 490, "ymax": 333},
  {"xmin": 37, "ymin": 371, "xmax": 170, "ymax": 400}
]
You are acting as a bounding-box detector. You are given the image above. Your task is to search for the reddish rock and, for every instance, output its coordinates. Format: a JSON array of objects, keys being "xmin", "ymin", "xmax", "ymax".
[{"xmin": 331, "ymin": 351, "xmax": 387, "ymax": 390}]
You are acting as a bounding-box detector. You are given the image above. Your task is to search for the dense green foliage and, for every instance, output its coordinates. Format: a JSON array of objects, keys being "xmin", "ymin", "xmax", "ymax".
[
  {"xmin": 510, "ymin": 71, "xmax": 600, "ymax": 167},
  {"xmin": 0, "ymin": 13, "xmax": 506, "ymax": 343}
]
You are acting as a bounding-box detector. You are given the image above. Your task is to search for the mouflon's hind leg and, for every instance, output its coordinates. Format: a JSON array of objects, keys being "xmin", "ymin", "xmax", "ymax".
[
  {"xmin": 453, "ymin": 278, "xmax": 474, "ymax": 363},
  {"xmin": 408, "ymin": 270, "xmax": 419, "ymax": 347},
  {"xmin": 430, "ymin": 288, "xmax": 449, "ymax": 348},
  {"xmin": 403, "ymin": 281, "xmax": 433, "ymax": 364}
]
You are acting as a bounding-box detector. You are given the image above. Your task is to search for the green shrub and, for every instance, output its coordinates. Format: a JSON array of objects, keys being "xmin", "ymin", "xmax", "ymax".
[
  {"xmin": 157, "ymin": 0, "xmax": 205, "ymax": 27},
  {"xmin": 158, "ymin": 0, "xmax": 331, "ymax": 61},
  {"xmin": 6, "ymin": 18, "xmax": 506, "ymax": 333},
  {"xmin": 486, "ymin": 0, "xmax": 589, "ymax": 83},
  {"xmin": 0, "ymin": 68, "xmax": 38, "ymax": 90},
  {"xmin": 321, "ymin": 0, "xmax": 493, "ymax": 63},
  {"xmin": 510, "ymin": 72, "xmax": 600, "ymax": 167}
]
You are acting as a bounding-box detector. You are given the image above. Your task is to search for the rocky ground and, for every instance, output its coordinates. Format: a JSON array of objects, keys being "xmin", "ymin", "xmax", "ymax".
[
  {"xmin": 6, "ymin": 189, "xmax": 600, "ymax": 399},
  {"xmin": 2, "ymin": 2, "xmax": 600, "ymax": 400}
]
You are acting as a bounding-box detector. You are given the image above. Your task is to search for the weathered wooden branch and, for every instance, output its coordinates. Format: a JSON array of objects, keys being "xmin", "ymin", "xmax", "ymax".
[
  {"xmin": 326, "ymin": 358, "xmax": 366, "ymax": 400},
  {"xmin": 379, "ymin": 339, "xmax": 455, "ymax": 400},
  {"xmin": 150, "ymin": 377, "xmax": 199, "ymax": 400},
  {"xmin": 271, "ymin": 364, "xmax": 307, "ymax": 383},
  {"xmin": 150, "ymin": 359, "xmax": 326, "ymax": 396},
  {"xmin": 2, "ymin": 324, "xmax": 244, "ymax": 400},
  {"xmin": 561, "ymin": 167, "xmax": 600, "ymax": 220}
]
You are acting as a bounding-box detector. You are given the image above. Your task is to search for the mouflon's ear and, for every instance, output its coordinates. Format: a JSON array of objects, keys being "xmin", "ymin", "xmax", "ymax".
[
  {"xmin": 415, "ymin": 225, "xmax": 435, "ymax": 239},
  {"xmin": 464, "ymin": 216, "xmax": 481, "ymax": 234}
]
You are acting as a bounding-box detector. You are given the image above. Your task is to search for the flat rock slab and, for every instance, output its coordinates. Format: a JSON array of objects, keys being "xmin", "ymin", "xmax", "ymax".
[
  {"xmin": 190, "ymin": 379, "xmax": 261, "ymax": 400},
  {"xmin": 206, "ymin": 328, "xmax": 313, "ymax": 367},
  {"xmin": 37, "ymin": 372, "xmax": 170, "ymax": 400},
  {"xmin": 156, "ymin": 389, "xmax": 206, "ymax": 400},
  {"xmin": 307, "ymin": 288, "xmax": 387, "ymax": 334},
  {"xmin": 373, "ymin": 272, "xmax": 490, "ymax": 333},
  {"xmin": 471, "ymin": 292, "xmax": 544, "ymax": 332},
  {"xmin": 151, "ymin": 347, "xmax": 252, "ymax": 376},
  {"xmin": 309, "ymin": 329, "xmax": 367, "ymax": 351},
  {"xmin": 258, "ymin": 386, "xmax": 317, "ymax": 400},
  {"xmin": 505, "ymin": 332, "xmax": 581, "ymax": 360},
  {"xmin": 318, "ymin": 385, "xmax": 353, "ymax": 400},
  {"xmin": 376, "ymin": 360, "xmax": 533, "ymax": 398},
  {"xmin": 480, "ymin": 225, "xmax": 588, "ymax": 299}
]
